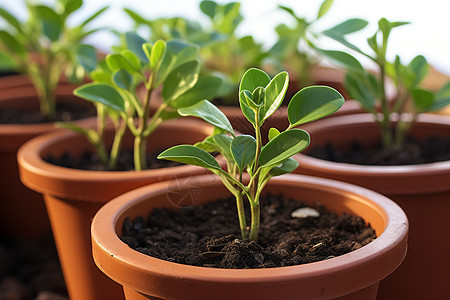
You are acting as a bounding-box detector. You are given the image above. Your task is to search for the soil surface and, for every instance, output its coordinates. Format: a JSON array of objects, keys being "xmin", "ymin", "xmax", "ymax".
[
  {"xmin": 0, "ymin": 101, "xmax": 96, "ymax": 124},
  {"xmin": 121, "ymin": 193, "xmax": 376, "ymax": 269},
  {"xmin": 0, "ymin": 234, "xmax": 68, "ymax": 300},
  {"xmin": 45, "ymin": 149, "xmax": 181, "ymax": 171},
  {"xmin": 307, "ymin": 135, "xmax": 450, "ymax": 165}
]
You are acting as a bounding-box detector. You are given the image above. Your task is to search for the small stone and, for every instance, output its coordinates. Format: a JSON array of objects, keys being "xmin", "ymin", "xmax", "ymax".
[{"xmin": 291, "ymin": 207, "xmax": 320, "ymax": 218}]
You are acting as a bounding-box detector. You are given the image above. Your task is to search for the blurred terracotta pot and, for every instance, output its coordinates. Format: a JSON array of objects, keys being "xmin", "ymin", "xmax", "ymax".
[
  {"xmin": 294, "ymin": 113, "xmax": 450, "ymax": 299},
  {"xmin": 0, "ymin": 82, "xmax": 94, "ymax": 240},
  {"xmin": 91, "ymin": 173, "xmax": 408, "ymax": 300},
  {"xmin": 17, "ymin": 119, "xmax": 215, "ymax": 300}
]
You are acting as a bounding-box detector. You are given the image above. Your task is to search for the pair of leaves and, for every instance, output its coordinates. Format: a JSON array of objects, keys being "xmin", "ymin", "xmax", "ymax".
[
  {"xmin": 158, "ymin": 128, "xmax": 309, "ymax": 175},
  {"xmin": 239, "ymin": 68, "xmax": 289, "ymax": 127}
]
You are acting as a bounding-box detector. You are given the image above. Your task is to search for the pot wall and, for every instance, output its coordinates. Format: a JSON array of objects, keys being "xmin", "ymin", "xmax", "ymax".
[
  {"xmin": 91, "ymin": 174, "xmax": 408, "ymax": 300},
  {"xmin": 17, "ymin": 119, "xmax": 215, "ymax": 300},
  {"xmin": 0, "ymin": 84, "xmax": 94, "ymax": 240},
  {"xmin": 294, "ymin": 113, "xmax": 450, "ymax": 299}
]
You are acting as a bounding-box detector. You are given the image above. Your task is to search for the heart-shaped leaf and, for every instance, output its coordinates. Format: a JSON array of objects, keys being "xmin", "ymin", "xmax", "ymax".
[
  {"xmin": 231, "ymin": 135, "xmax": 256, "ymax": 171},
  {"xmin": 158, "ymin": 145, "xmax": 222, "ymax": 171},
  {"xmin": 288, "ymin": 86, "xmax": 344, "ymax": 127},
  {"xmin": 259, "ymin": 129, "xmax": 310, "ymax": 168},
  {"xmin": 178, "ymin": 100, "xmax": 234, "ymax": 134}
]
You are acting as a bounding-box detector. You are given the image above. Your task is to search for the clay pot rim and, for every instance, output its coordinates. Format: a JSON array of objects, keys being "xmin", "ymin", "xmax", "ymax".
[
  {"xmin": 91, "ymin": 173, "xmax": 408, "ymax": 282},
  {"xmin": 296, "ymin": 113, "xmax": 450, "ymax": 175},
  {"xmin": 18, "ymin": 118, "xmax": 215, "ymax": 179}
]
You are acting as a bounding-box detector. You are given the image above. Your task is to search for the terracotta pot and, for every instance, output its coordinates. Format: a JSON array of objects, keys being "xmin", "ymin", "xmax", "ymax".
[
  {"xmin": 91, "ymin": 173, "xmax": 408, "ymax": 300},
  {"xmin": 294, "ymin": 113, "xmax": 450, "ymax": 299},
  {"xmin": 17, "ymin": 119, "xmax": 215, "ymax": 300},
  {"xmin": 0, "ymin": 83, "xmax": 94, "ymax": 240}
]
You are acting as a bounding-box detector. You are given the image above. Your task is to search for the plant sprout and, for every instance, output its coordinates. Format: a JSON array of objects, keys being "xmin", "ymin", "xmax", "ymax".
[
  {"xmin": 158, "ymin": 68, "xmax": 344, "ymax": 241},
  {"xmin": 319, "ymin": 17, "xmax": 450, "ymax": 150},
  {"xmin": 66, "ymin": 33, "xmax": 221, "ymax": 171},
  {"xmin": 0, "ymin": 0, "xmax": 108, "ymax": 118},
  {"xmin": 268, "ymin": 0, "xmax": 367, "ymax": 87}
]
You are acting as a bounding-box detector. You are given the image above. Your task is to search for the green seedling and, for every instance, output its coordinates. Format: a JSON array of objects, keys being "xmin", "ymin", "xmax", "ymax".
[
  {"xmin": 319, "ymin": 17, "xmax": 450, "ymax": 149},
  {"xmin": 158, "ymin": 68, "xmax": 344, "ymax": 241},
  {"xmin": 66, "ymin": 33, "xmax": 222, "ymax": 171},
  {"xmin": 0, "ymin": 0, "xmax": 108, "ymax": 118},
  {"xmin": 268, "ymin": 0, "xmax": 367, "ymax": 87}
]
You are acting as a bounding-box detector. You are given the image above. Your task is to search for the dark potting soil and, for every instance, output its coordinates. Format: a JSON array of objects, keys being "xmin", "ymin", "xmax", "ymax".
[
  {"xmin": 0, "ymin": 234, "xmax": 68, "ymax": 300},
  {"xmin": 307, "ymin": 135, "xmax": 450, "ymax": 165},
  {"xmin": 0, "ymin": 100, "xmax": 96, "ymax": 124},
  {"xmin": 121, "ymin": 194, "xmax": 376, "ymax": 269},
  {"xmin": 44, "ymin": 149, "xmax": 181, "ymax": 171}
]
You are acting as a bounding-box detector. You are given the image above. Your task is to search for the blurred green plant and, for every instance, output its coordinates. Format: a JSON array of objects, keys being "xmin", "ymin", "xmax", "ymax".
[
  {"xmin": 67, "ymin": 32, "xmax": 222, "ymax": 171},
  {"xmin": 158, "ymin": 68, "xmax": 344, "ymax": 241},
  {"xmin": 0, "ymin": 0, "xmax": 108, "ymax": 118},
  {"xmin": 319, "ymin": 17, "xmax": 450, "ymax": 150}
]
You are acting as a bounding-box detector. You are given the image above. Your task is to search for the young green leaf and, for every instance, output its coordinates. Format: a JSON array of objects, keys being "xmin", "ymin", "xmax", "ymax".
[
  {"xmin": 74, "ymin": 83, "xmax": 125, "ymax": 112},
  {"xmin": 288, "ymin": 86, "xmax": 344, "ymax": 127},
  {"xmin": 231, "ymin": 135, "xmax": 256, "ymax": 172},
  {"xmin": 317, "ymin": 0, "xmax": 333, "ymax": 19},
  {"xmin": 259, "ymin": 129, "xmax": 310, "ymax": 168},
  {"xmin": 316, "ymin": 49, "xmax": 365, "ymax": 74},
  {"xmin": 260, "ymin": 71, "xmax": 289, "ymax": 122},
  {"xmin": 121, "ymin": 49, "xmax": 141, "ymax": 71},
  {"xmin": 432, "ymin": 82, "xmax": 450, "ymax": 111},
  {"xmin": 239, "ymin": 68, "xmax": 270, "ymax": 93},
  {"xmin": 344, "ymin": 74, "xmax": 376, "ymax": 111},
  {"xmin": 106, "ymin": 53, "xmax": 139, "ymax": 74},
  {"xmin": 268, "ymin": 128, "xmax": 280, "ymax": 140},
  {"xmin": 200, "ymin": 0, "xmax": 218, "ymax": 19},
  {"xmin": 178, "ymin": 100, "xmax": 234, "ymax": 134},
  {"xmin": 0, "ymin": 31, "xmax": 26, "ymax": 56},
  {"xmin": 158, "ymin": 145, "xmax": 222, "ymax": 171},
  {"xmin": 150, "ymin": 40, "xmax": 167, "ymax": 70},
  {"xmin": 269, "ymin": 157, "xmax": 299, "ymax": 176},
  {"xmin": 162, "ymin": 60, "xmax": 200, "ymax": 102}
]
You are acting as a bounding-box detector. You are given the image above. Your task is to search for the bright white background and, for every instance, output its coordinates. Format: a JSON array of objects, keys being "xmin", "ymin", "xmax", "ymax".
[{"xmin": 2, "ymin": 0, "xmax": 450, "ymax": 75}]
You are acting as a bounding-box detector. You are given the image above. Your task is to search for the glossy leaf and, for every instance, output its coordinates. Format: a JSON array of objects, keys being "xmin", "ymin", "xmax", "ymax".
[
  {"xmin": 231, "ymin": 135, "xmax": 256, "ymax": 171},
  {"xmin": 268, "ymin": 128, "xmax": 280, "ymax": 141},
  {"xmin": 106, "ymin": 53, "xmax": 138, "ymax": 74},
  {"xmin": 158, "ymin": 145, "xmax": 222, "ymax": 171},
  {"xmin": 178, "ymin": 100, "xmax": 234, "ymax": 134},
  {"xmin": 121, "ymin": 50, "xmax": 141, "ymax": 71},
  {"xmin": 408, "ymin": 55, "xmax": 428, "ymax": 86},
  {"xmin": 239, "ymin": 68, "xmax": 270, "ymax": 93},
  {"xmin": 259, "ymin": 129, "xmax": 310, "ymax": 168},
  {"xmin": 162, "ymin": 60, "xmax": 200, "ymax": 102},
  {"xmin": 74, "ymin": 83, "xmax": 125, "ymax": 112},
  {"xmin": 269, "ymin": 157, "xmax": 299, "ymax": 176},
  {"xmin": 288, "ymin": 86, "xmax": 344, "ymax": 127},
  {"xmin": 260, "ymin": 71, "xmax": 289, "ymax": 122}
]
